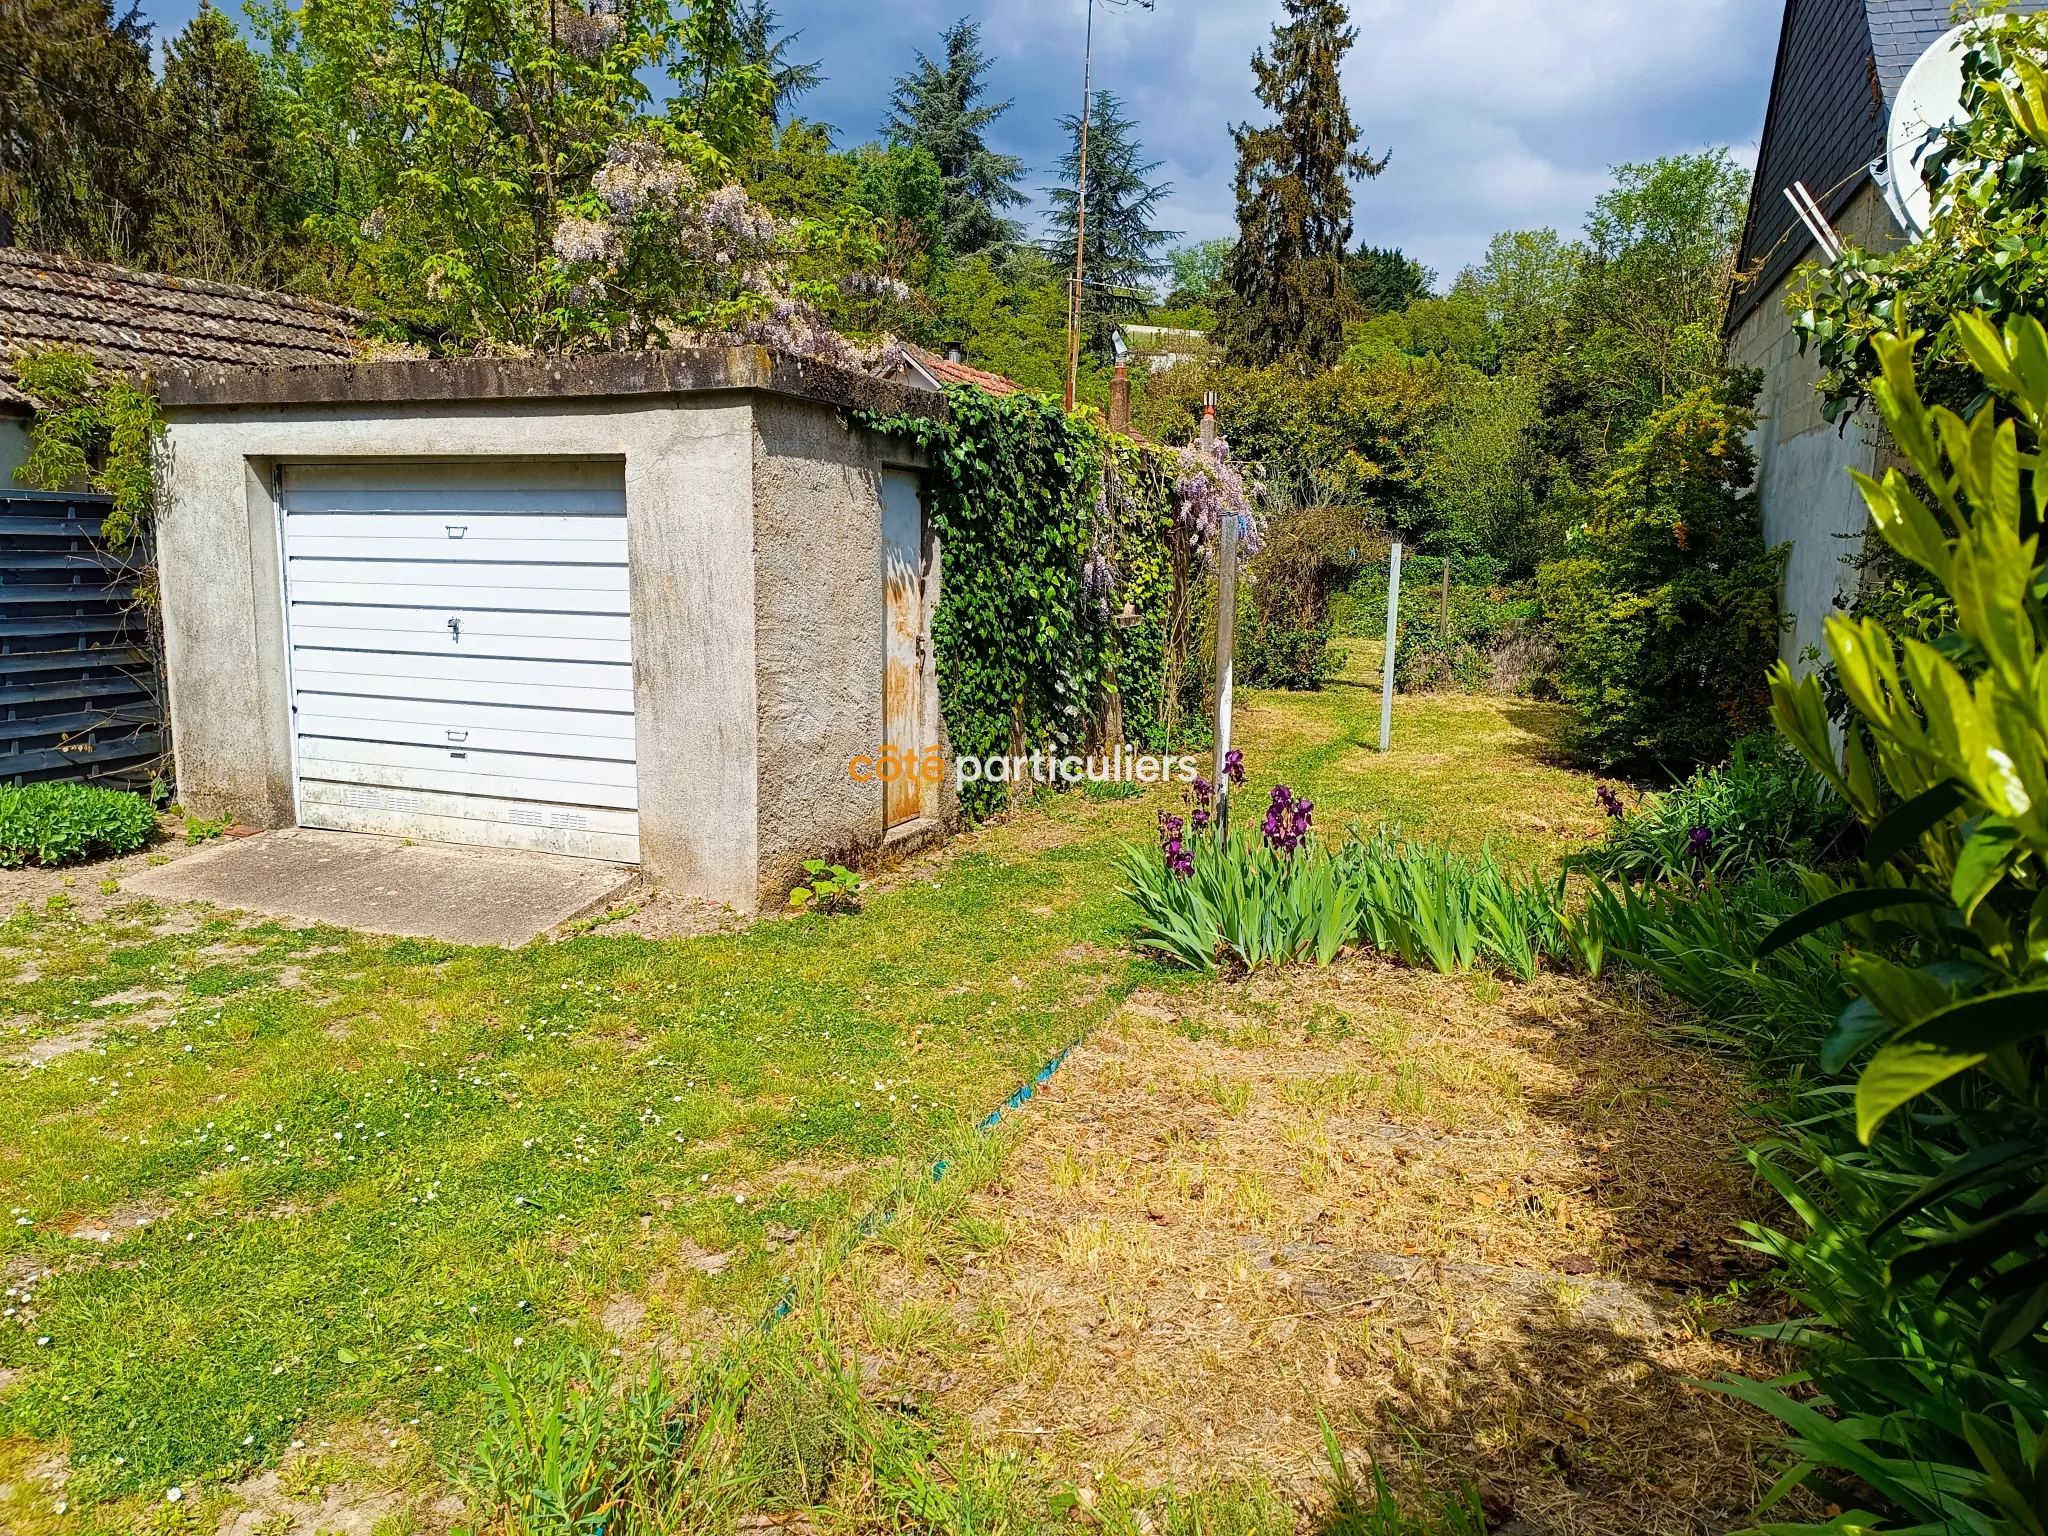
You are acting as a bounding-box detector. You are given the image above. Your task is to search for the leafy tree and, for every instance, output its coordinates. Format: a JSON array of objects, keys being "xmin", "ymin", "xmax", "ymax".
[
  {"xmin": 148, "ymin": 4, "xmax": 301, "ymax": 286},
  {"xmin": 1347, "ymin": 245, "xmax": 1431, "ymax": 316},
  {"xmin": 736, "ymin": 0, "xmax": 821, "ymax": 125},
  {"xmin": 1147, "ymin": 356, "xmax": 1457, "ymax": 524},
  {"xmin": 252, "ymin": 0, "xmax": 779, "ymax": 347},
  {"xmin": 1044, "ymin": 90, "xmax": 1176, "ymax": 349},
  {"xmin": 666, "ymin": 0, "xmax": 775, "ymax": 160},
  {"xmin": 1164, "ymin": 238, "xmax": 1233, "ymax": 310},
  {"xmin": 1537, "ymin": 377, "xmax": 1784, "ymax": 770},
  {"xmin": 884, "ymin": 19, "xmax": 1027, "ymax": 256},
  {"xmin": 0, "ymin": 0, "xmax": 156, "ymax": 259},
  {"xmin": 1219, "ymin": 0, "xmax": 1385, "ymax": 369}
]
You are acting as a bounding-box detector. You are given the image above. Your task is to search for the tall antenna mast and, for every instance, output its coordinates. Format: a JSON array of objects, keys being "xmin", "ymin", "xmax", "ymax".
[{"xmin": 1064, "ymin": 0, "xmax": 1153, "ymax": 413}]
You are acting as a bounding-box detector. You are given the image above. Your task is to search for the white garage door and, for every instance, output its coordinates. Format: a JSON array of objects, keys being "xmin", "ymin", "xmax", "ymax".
[{"xmin": 280, "ymin": 461, "xmax": 638, "ymax": 862}]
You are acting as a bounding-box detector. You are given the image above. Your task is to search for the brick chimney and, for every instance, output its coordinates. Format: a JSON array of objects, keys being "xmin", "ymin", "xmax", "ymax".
[{"xmin": 1109, "ymin": 363, "xmax": 1131, "ymax": 433}]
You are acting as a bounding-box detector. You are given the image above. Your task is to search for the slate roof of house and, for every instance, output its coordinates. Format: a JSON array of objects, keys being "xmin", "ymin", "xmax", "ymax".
[
  {"xmin": 1729, "ymin": 0, "xmax": 2046, "ymax": 331},
  {"xmin": 0, "ymin": 248, "xmax": 365, "ymax": 411},
  {"xmin": 892, "ymin": 343, "xmax": 1021, "ymax": 397}
]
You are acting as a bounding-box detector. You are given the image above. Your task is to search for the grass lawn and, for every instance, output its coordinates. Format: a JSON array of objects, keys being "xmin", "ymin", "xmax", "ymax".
[{"xmin": 0, "ymin": 659, "xmax": 1761, "ymax": 1534}]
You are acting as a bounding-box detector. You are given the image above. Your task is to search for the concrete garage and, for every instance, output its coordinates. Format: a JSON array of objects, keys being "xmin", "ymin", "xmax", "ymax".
[{"xmin": 153, "ymin": 347, "xmax": 951, "ymax": 914}]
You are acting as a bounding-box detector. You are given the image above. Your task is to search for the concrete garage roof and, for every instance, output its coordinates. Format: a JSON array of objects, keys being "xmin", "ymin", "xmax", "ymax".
[
  {"xmin": 0, "ymin": 248, "xmax": 364, "ymax": 412},
  {"xmin": 157, "ymin": 344, "xmax": 948, "ymax": 422}
]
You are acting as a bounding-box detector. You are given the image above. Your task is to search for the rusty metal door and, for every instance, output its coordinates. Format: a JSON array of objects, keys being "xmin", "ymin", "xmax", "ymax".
[{"xmin": 881, "ymin": 470, "xmax": 927, "ymax": 828}]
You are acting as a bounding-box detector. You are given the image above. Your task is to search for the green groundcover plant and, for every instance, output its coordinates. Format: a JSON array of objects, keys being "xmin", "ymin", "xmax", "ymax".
[
  {"xmin": 1580, "ymin": 735, "xmax": 1859, "ymax": 887},
  {"xmin": 0, "ymin": 781, "xmax": 157, "ymax": 867}
]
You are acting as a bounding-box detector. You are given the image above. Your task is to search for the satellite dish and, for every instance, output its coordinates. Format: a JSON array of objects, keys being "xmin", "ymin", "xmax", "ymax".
[{"xmin": 1885, "ymin": 21, "xmax": 1992, "ymax": 238}]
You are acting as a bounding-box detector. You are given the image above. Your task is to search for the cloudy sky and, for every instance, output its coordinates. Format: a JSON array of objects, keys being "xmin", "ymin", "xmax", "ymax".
[
  {"xmin": 768, "ymin": 0, "xmax": 1784, "ymax": 284},
  {"xmin": 145, "ymin": 0, "xmax": 1786, "ymax": 287}
]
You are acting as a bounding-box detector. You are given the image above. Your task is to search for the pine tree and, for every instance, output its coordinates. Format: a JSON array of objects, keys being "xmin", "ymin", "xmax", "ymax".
[
  {"xmin": 736, "ymin": 1, "xmax": 822, "ymax": 125},
  {"xmin": 148, "ymin": 4, "xmax": 296, "ymax": 284},
  {"xmin": 0, "ymin": 0, "xmax": 156, "ymax": 259},
  {"xmin": 1044, "ymin": 91, "xmax": 1176, "ymax": 349},
  {"xmin": 1346, "ymin": 245, "xmax": 1431, "ymax": 316},
  {"xmin": 1220, "ymin": 0, "xmax": 1385, "ymax": 369},
  {"xmin": 884, "ymin": 20, "xmax": 1027, "ymax": 256}
]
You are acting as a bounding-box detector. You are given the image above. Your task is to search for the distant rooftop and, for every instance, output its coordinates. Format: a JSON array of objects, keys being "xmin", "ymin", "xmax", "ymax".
[
  {"xmin": 886, "ymin": 343, "xmax": 1022, "ymax": 398},
  {"xmin": 0, "ymin": 248, "xmax": 365, "ymax": 410}
]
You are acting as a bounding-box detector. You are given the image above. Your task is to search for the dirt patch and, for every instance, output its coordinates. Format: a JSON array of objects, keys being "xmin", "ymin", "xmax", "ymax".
[
  {"xmin": 216, "ymin": 1465, "xmax": 400, "ymax": 1536},
  {"xmin": 565, "ymin": 882, "xmax": 749, "ymax": 941},
  {"xmin": 825, "ymin": 963, "xmax": 1805, "ymax": 1530},
  {"xmin": 0, "ymin": 822, "xmax": 221, "ymax": 924},
  {"xmin": 60, "ymin": 1198, "xmax": 175, "ymax": 1246},
  {"xmin": 7, "ymin": 1023, "xmax": 106, "ymax": 1065}
]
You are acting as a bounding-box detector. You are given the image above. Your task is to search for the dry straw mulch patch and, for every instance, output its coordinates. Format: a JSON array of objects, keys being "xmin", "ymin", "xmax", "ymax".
[{"xmin": 828, "ymin": 960, "xmax": 1806, "ymax": 1533}]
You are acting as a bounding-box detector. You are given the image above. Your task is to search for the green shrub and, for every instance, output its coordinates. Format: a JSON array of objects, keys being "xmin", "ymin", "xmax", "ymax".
[
  {"xmin": 1340, "ymin": 555, "xmax": 1541, "ymax": 694},
  {"xmin": 0, "ymin": 781, "xmax": 158, "ymax": 867},
  {"xmin": 1236, "ymin": 612, "xmax": 1335, "ymax": 690},
  {"xmin": 1536, "ymin": 378, "xmax": 1786, "ymax": 770},
  {"xmin": 1580, "ymin": 735, "xmax": 1857, "ymax": 885}
]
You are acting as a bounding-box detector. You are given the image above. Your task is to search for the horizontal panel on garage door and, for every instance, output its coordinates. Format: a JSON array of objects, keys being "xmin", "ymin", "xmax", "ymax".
[
  {"xmin": 291, "ymin": 651, "xmax": 633, "ymax": 712},
  {"xmin": 282, "ymin": 461, "xmax": 638, "ymax": 862},
  {"xmin": 298, "ymin": 780, "xmax": 638, "ymax": 863},
  {"xmin": 296, "ymin": 738, "xmax": 638, "ymax": 808},
  {"xmin": 290, "ymin": 605, "xmax": 632, "ymax": 665}
]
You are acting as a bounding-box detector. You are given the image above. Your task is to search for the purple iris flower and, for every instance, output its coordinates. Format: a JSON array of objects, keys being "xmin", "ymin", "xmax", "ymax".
[
  {"xmin": 1223, "ymin": 749, "xmax": 1246, "ymax": 787},
  {"xmin": 1686, "ymin": 825, "xmax": 1714, "ymax": 866},
  {"xmin": 1263, "ymin": 784, "xmax": 1312, "ymax": 854},
  {"xmin": 1596, "ymin": 784, "xmax": 1625, "ymax": 819}
]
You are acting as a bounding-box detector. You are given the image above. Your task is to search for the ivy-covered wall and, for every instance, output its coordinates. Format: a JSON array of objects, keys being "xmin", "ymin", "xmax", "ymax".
[{"xmin": 860, "ymin": 383, "xmax": 1189, "ymax": 819}]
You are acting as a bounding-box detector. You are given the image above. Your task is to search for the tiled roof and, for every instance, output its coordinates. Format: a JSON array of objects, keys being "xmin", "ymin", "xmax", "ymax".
[
  {"xmin": 0, "ymin": 248, "xmax": 365, "ymax": 410},
  {"xmin": 900, "ymin": 344, "xmax": 1021, "ymax": 397}
]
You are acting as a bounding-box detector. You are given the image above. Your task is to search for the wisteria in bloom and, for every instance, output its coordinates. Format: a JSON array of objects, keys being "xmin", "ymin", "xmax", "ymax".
[
  {"xmin": 1081, "ymin": 550, "xmax": 1117, "ymax": 621},
  {"xmin": 592, "ymin": 136, "xmax": 690, "ymax": 217},
  {"xmin": 1171, "ymin": 437, "xmax": 1264, "ymax": 566},
  {"xmin": 837, "ymin": 272, "xmax": 914, "ymax": 304},
  {"xmin": 727, "ymin": 299, "xmax": 867, "ymax": 371},
  {"xmin": 1223, "ymin": 749, "xmax": 1245, "ymax": 787},
  {"xmin": 1158, "ymin": 812, "xmax": 1194, "ymax": 879},
  {"xmin": 552, "ymin": 214, "xmax": 618, "ymax": 267},
  {"xmin": 1262, "ymin": 784, "xmax": 1314, "ymax": 854},
  {"xmin": 557, "ymin": 0, "xmax": 621, "ymax": 59},
  {"xmin": 1188, "ymin": 775, "xmax": 1214, "ymax": 832},
  {"xmin": 1596, "ymin": 783, "xmax": 1625, "ymax": 819}
]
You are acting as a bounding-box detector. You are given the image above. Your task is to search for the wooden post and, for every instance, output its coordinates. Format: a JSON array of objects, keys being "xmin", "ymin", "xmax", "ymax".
[
  {"xmin": 1109, "ymin": 362, "xmax": 1131, "ymax": 432},
  {"xmin": 1204, "ymin": 395, "xmax": 1235, "ymax": 839},
  {"xmin": 1439, "ymin": 557, "xmax": 1451, "ymax": 634},
  {"xmin": 1379, "ymin": 542, "xmax": 1402, "ymax": 755}
]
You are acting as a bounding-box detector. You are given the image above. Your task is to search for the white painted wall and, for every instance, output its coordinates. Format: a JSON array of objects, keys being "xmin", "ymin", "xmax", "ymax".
[{"xmin": 1727, "ymin": 181, "xmax": 1898, "ymax": 675}]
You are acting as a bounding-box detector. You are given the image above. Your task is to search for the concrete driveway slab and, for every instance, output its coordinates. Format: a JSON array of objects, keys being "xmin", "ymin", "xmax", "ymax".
[{"xmin": 121, "ymin": 828, "xmax": 634, "ymax": 947}]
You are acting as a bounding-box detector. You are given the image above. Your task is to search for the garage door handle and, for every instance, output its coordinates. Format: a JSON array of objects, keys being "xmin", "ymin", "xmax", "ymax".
[
  {"xmin": 446, "ymin": 729, "xmax": 468, "ymax": 743},
  {"xmin": 446, "ymin": 525, "xmax": 467, "ymax": 539}
]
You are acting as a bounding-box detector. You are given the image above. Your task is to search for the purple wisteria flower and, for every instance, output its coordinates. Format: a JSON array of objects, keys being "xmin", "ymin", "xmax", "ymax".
[
  {"xmin": 1158, "ymin": 812, "xmax": 1194, "ymax": 879},
  {"xmin": 1262, "ymin": 784, "xmax": 1314, "ymax": 854},
  {"xmin": 1189, "ymin": 775, "xmax": 1214, "ymax": 831},
  {"xmin": 1223, "ymin": 749, "xmax": 1245, "ymax": 787},
  {"xmin": 1596, "ymin": 784, "xmax": 1625, "ymax": 819}
]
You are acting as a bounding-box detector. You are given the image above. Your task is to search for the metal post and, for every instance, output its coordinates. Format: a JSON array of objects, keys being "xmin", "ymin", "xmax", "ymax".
[
  {"xmin": 1064, "ymin": 0, "xmax": 1096, "ymax": 412},
  {"xmin": 1379, "ymin": 541, "xmax": 1402, "ymax": 754},
  {"xmin": 1439, "ymin": 557, "xmax": 1451, "ymax": 633},
  {"xmin": 1204, "ymin": 397, "xmax": 1235, "ymax": 839}
]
